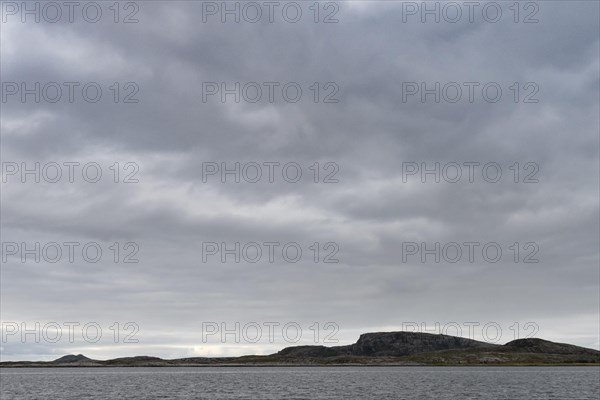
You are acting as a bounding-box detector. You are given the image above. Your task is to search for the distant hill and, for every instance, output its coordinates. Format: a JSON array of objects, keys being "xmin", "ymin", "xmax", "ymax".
[
  {"xmin": 1, "ymin": 332, "xmax": 598, "ymax": 367},
  {"xmin": 51, "ymin": 354, "xmax": 94, "ymax": 364},
  {"xmin": 275, "ymin": 331, "xmax": 497, "ymax": 358},
  {"xmin": 272, "ymin": 332, "xmax": 599, "ymax": 365},
  {"xmin": 503, "ymin": 338, "xmax": 600, "ymax": 355}
]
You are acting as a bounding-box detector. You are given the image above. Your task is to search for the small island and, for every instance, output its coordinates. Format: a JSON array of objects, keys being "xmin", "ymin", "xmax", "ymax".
[{"xmin": 2, "ymin": 331, "xmax": 599, "ymax": 367}]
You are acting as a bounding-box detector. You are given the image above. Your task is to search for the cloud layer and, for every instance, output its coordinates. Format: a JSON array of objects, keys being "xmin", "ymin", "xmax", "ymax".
[{"xmin": 1, "ymin": 1, "xmax": 598, "ymax": 360}]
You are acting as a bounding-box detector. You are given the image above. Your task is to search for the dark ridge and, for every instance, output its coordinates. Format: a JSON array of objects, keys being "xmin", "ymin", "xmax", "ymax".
[
  {"xmin": 276, "ymin": 345, "xmax": 343, "ymax": 358},
  {"xmin": 275, "ymin": 331, "xmax": 500, "ymax": 358},
  {"xmin": 503, "ymin": 338, "xmax": 600, "ymax": 355},
  {"xmin": 351, "ymin": 331, "xmax": 499, "ymax": 356},
  {"xmin": 104, "ymin": 356, "xmax": 164, "ymax": 363}
]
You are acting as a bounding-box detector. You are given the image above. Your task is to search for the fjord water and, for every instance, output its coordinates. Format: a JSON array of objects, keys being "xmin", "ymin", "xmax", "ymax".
[{"xmin": 1, "ymin": 367, "xmax": 599, "ymax": 399}]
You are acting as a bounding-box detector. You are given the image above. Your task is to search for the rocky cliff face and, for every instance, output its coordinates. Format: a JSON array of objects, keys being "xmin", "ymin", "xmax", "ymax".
[
  {"xmin": 350, "ymin": 332, "xmax": 498, "ymax": 356},
  {"xmin": 275, "ymin": 331, "xmax": 499, "ymax": 358}
]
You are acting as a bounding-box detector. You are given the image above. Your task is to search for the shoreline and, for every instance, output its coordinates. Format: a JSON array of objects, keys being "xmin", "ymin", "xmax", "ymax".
[{"xmin": 2, "ymin": 362, "xmax": 599, "ymax": 368}]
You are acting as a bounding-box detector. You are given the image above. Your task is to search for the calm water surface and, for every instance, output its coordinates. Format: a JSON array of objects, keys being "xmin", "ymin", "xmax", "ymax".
[{"xmin": 1, "ymin": 366, "xmax": 599, "ymax": 399}]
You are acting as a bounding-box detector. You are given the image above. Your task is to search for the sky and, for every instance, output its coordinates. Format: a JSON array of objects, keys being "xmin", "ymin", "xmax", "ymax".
[{"xmin": 0, "ymin": 0, "xmax": 599, "ymax": 361}]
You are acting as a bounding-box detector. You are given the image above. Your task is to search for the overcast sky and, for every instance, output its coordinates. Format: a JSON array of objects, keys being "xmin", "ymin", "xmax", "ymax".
[{"xmin": 1, "ymin": 1, "xmax": 599, "ymax": 361}]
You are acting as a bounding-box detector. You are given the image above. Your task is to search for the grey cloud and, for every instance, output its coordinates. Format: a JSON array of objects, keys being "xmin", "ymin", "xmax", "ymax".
[{"xmin": 1, "ymin": 1, "xmax": 598, "ymax": 360}]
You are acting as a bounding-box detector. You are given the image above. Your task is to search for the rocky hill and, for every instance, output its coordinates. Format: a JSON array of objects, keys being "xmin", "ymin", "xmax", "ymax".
[
  {"xmin": 275, "ymin": 331, "xmax": 498, "ymax": 358},
  {"xmin": 2, "ymin": 332, "xmax": 598, "ymax": 367},
  {"xmin": 502, "ymin": 338, "xmax": 600, "ymax": 355},
  {"xmin": 51, "ymin": 354, "xmax": 93, "ymax": 364}
]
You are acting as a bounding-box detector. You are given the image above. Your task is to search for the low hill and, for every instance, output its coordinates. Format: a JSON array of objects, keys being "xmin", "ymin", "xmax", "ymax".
[
  {"xmin": 2, "ymin": 332, "xmax": 598, "ymax": 367},
  {"xmin": 52, "ymin": 354, "xmax": 94, "ymax": 364},
  {"xmin": 502, "ymin": 338, "xmax": 600, "ymax": 355}
]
